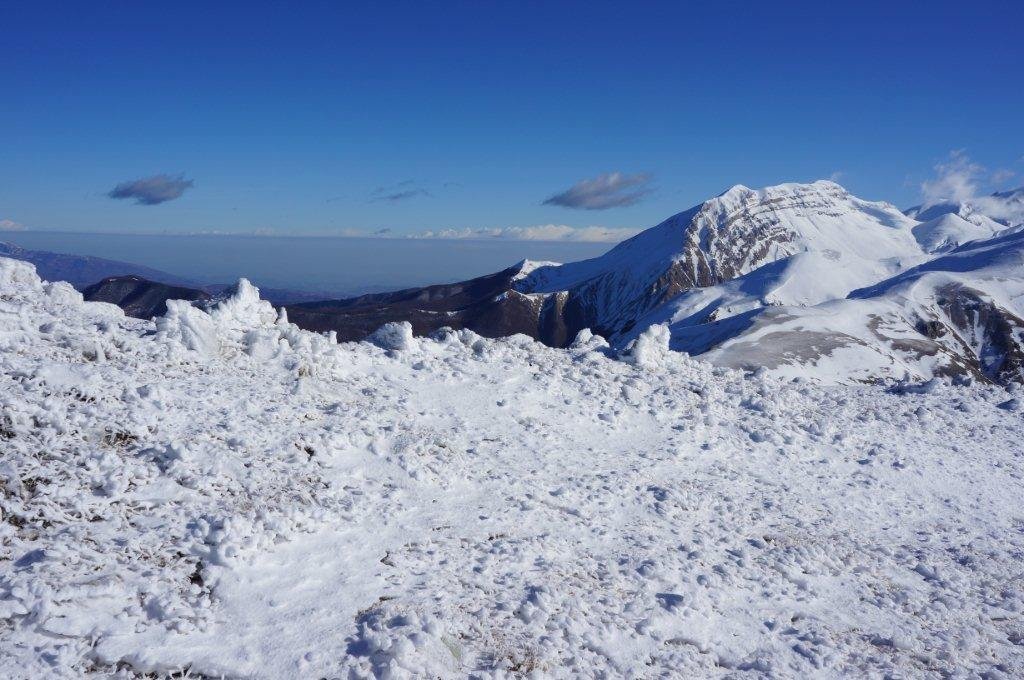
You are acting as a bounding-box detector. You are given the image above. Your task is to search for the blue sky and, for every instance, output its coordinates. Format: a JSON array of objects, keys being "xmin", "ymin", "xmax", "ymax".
[{"xmin": 2, "ymin": 1, "xmax": 1022, "ymax": 239}]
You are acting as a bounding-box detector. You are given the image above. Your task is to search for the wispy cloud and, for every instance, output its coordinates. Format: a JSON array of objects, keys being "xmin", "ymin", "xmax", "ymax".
[
  {"xmin": 370, "ymin": 180, "xmax": 431, "ymax": 203},
  {"xmin": 920, "ymin": 150, "xmax": 984, "ymax": 205},
  {"xmin": 991, "ymin": 168, "xmax": 1016, "ymax": 185},
  {"xmin": 918, "ymin": 150, "xmax": 1024, "ymax": 224},
  {"xmin": 108, "ymin": 174, "xmax": 194, "ymax": 205},
  {"xmin": 413, "ymin": 224, "xmax": 641, "ymax": 243},
  {"xmin": 375, "ymin": 189, "xmax": 430, "ymax": 202},
  {"xmin": 543, "ymin": 172, "xmax": 652, "ymax": 210},
  {"xmin": 0, "ymin": 218, "xmax": 26, "ymax": 231}
]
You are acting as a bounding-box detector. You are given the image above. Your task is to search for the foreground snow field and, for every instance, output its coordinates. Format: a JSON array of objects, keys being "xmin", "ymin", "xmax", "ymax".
[{"xmin": 1, "ymin": 257, "xmax": 1023, "ymax": 678}]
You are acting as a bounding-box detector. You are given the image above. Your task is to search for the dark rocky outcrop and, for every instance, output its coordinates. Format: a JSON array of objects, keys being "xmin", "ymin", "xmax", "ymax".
[
  {"xmin": 930, "ymin": 284, "xmax": 1024, "ymax": 385},
  {"xmin": 286, "ymin": 264, "xmax": 572, "ymax": 345},
  {"xmin": 83, "ymin": 276, "xmax": 211, "ymax": 319}
]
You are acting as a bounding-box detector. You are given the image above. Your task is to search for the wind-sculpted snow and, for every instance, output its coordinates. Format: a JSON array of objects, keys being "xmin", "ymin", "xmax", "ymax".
[{"xmin": 2, "ymin": 257, "xmax": 1023, "ymax": 678}]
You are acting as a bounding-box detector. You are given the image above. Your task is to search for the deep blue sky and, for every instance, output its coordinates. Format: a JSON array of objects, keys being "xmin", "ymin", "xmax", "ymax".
[{"xmin": 2, "ymin": 1, "xmax": 1022, "ymax": 238}]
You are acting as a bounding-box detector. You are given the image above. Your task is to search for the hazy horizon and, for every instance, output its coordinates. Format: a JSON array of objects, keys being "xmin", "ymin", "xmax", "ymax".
[{"xmin": 0, "ymin": 230, "xmax": 611, "ymax": 296}]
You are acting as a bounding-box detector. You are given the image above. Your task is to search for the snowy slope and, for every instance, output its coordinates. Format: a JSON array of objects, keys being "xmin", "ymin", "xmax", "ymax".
[
  {"xmin": 911, "ymin": 213, "xmax": 1008, "ymax": 254},
  {"xmin": 698, "ymin": 229, "xmax": 1024, "ymax": 384},
  {"xmin": 522, "ymin": 181, "xmax": 1024, "ymax": 385},
  {"xmin": 2, "ymin": 257, "xmax": 1023, "ymax": 678},
  {"xmin": 516, "ymin": 181, "xmax": 924, "ymax": 344},
  {"xmin": 906, "ymin": 186, "xmax": 1024, "ymax": 231},
  {"xmin": 617, "ymin": 247, "xmax": 925, "ymax": 353}
]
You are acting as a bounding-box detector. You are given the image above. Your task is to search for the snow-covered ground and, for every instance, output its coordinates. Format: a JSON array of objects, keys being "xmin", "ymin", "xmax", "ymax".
[{"xmin": 2, "ymin": 256, "xmax": 1023, "ymax": 678}]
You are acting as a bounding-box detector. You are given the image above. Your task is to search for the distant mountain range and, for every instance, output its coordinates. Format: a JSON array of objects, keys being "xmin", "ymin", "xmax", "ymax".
[
  {"xmin": 12, "ymin": 182, "xmax": 1022, "ymax": 385},
  {"xmin": 905, "ymin": 186, "xmax": 1024, "ymax": 231},
  {"xmin": 0, "ymin": 241, "xmax": 334, "ymax": 312},
  {"xmin": 0, "ymin": 241, "xmax": 196, "ymax": 289},
  {"xmin": 289, "ymin": 180, "xmax": 1024, "ymax": 385}
]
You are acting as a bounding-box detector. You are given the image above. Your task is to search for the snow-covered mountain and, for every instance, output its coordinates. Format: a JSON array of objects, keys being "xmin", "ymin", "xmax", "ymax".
[
  {"xmin": 506, "ymin": 180, "xmax": 1024, "ymax": 385},
  {"xmin": 910, "ymin": 212, "xmax": 1007, "ymax": 254},
  {"xmin": 46, "ymin": 180, "xmax": 1024, "ymax": 386},
  {"xmin": 684, "ymin": 229, "xmax": 1024, "ymax": 384},
  {"xmin": 905, "ymin": 186, "xmax": 1024, "ymax": 231},
  {"xmin": 515, "ymin": 180, "xmax": 926, "ymax": 343}
]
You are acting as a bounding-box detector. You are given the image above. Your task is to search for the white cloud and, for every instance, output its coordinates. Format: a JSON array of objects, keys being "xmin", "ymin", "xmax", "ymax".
[
  {"xmin": 412, "ymin": 224, "xmax": 642, "ymax": 243},
  {"xmin": 917, "ymin": 151, "xmax": 1024, "ymax": 226},
  {"xmin": 991, "ymin": 168, "xmax": 1016, "ymax": 185},
  {"xmin": 920, "ymin": 150, "xmax": 984, "ymax": 206},
  {"xmin": 169, "ymin": 224, "xmax": 639, "ymax": 243},
  {"xmin": 0, "ymin": 219, "xmax": 26, "ymax": 231}
]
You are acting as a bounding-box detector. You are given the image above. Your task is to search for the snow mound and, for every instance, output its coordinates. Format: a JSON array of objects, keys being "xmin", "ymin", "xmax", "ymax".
[
  {"xmin": 0, "ymin": 257, "xmax": 41, "ymax": 289},
  {"xmin": 621, "ymin": 323, "xmax": 672, "ymax": 368},
  {"xmin": 568, "ymin": 328, "xmax": 609, "ymax": 353}
]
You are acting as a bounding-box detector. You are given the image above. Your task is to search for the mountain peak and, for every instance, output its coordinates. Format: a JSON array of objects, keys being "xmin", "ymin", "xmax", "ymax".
[
  {"xmin": 514, "ymin": 180, "xmax": 921, "ymax": 344},
  {"xmin": 712, "ymin": 179, "xmax": 847, "ymax": 205},
  {"xmin": 511, "ymin": 258, "xmax": 562, "ymax": 281}
]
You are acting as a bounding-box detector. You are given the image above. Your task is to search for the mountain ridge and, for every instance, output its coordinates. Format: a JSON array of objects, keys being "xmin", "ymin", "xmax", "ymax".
[{"xmin": 47, "ymin": 179, "xmax": 1024, "ymax": 385}]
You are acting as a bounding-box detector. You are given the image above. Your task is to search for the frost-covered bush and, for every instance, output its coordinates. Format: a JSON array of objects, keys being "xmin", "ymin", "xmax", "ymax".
[{"xmin": 368, "ymin": 321, "xmax": 418, "ymax": 351}]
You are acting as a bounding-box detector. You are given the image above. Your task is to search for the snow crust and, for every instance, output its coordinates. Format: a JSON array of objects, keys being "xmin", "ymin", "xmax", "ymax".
[{"xmin": 2, "ymin": 256, "xmax": 1023, "ymax": 678}]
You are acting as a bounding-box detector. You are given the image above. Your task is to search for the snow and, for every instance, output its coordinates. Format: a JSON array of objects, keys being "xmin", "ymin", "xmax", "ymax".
[
  {"xmin": 694, "ymin": 229, "xmax": 1024, "ymax": 384},
  {"xmin": 368, "ymin": 321, "xmax": 418, "ymax": 352},
  {"xmin": 621, "ymin": 323, "xmax": 672, "ymax": 368},
  {"xmin": 912, "ymin": 213, "xmax": 1007, "ymax": 254},
  {"xmin": 906, "ymin": 187, "xmax": 1024, "ymax": 230},
  {"xmin": 618, "ymin": 248, "xmax": 920, "ymax": 353},
  {"xmin": 511, "ymin": 259, "xmax": 562, "ymax": 281},
  {"xmin": 524, "ymin": 180, "xmax": 1024, "ymax": 386},
  {"xmin": 2, "ymin": 256, "xmax": 1024, "ymax": 678},
  {"xmin": 515, "ymin": 180, "xmax": 925, "ymax": 347}
]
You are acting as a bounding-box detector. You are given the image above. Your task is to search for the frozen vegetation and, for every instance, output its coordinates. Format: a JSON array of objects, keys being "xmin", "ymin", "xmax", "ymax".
[{"xmin": 1, "ymin": 256, "xmax": 1023, "ymax": 678}]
